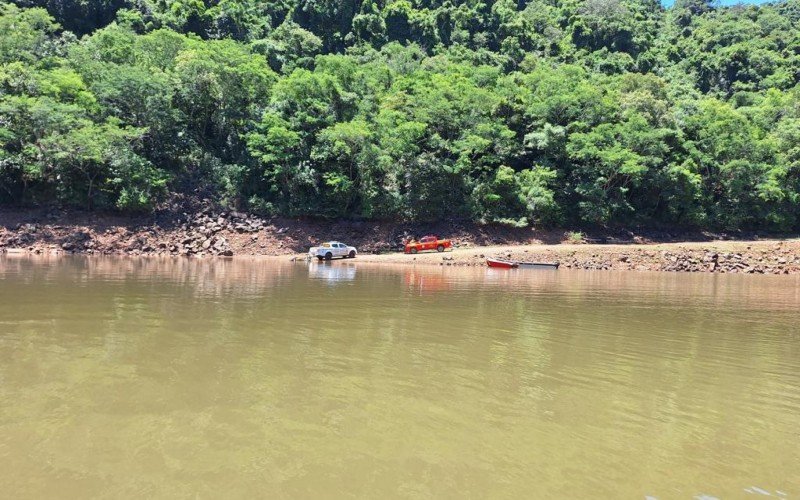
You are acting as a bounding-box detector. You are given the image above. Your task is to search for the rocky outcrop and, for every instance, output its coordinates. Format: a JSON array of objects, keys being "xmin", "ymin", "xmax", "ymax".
[{"xmin": 0, "ymin": 208, "xmax": 265, "ymax": 257}]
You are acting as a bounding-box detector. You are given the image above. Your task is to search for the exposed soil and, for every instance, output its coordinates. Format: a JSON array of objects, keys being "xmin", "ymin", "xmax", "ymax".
[
  {"xmin": 349, "ymin": 240, "xmax": 800, "ymax": 275},
  {"xmin": 1, "ymin": 205, "xmax": 799, "ymax": 274},
  {"xmin": 0, "ymin": 205, "xmax": 567, "ymax": 258}
]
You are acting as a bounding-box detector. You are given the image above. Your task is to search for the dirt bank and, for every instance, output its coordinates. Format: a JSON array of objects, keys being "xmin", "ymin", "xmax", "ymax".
[
  {"xmin": 0, "ymin": 206, "xmax": 573, "ymax": 257},
  {"xmin": 1, "ymin": 206, "xmax": 799, "ymax": 274},
  {"xmin": 348, "ymin": 240, "xmax": 800, "ymax": 275}
]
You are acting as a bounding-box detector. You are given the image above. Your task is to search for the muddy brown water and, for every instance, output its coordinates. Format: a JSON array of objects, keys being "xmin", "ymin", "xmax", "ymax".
[{"xmin": 0, "ymin": 256, "xmax": 798, "ymax": 498}]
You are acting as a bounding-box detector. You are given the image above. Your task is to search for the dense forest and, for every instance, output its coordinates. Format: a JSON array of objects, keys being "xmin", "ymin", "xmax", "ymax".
[{"xmin": 1, "ymin": 0, "xmax": 799, "ymax": 230}]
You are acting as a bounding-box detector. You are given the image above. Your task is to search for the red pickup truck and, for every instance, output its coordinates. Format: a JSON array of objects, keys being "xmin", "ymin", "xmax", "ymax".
[{"xmin": 404, "ymin": 235, "xmax": 452, "ymax": 254}]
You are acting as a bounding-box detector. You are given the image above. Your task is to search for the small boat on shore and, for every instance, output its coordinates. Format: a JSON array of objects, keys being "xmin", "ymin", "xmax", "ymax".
[
  {"xmin": 486, "ymin": 258, "xmax": 559, "ymax": 270},
  {"xmin": 517, "ymin": 261, "xmax": 559, "ymax": 270},
  {"xmin": 486, "ymin": 258, "xmax": 518, "ymax": 269}
]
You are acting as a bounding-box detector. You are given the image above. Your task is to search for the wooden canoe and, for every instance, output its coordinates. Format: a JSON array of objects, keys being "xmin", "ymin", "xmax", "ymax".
[{"xmin": 486, "ymin": 258, "xmax": 518, "ymax": 269}]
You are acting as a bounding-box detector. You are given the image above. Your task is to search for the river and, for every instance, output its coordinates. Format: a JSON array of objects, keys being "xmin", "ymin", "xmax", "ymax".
[{"xmin": 0, "ymin": 256, "xmax": 798, "ymax": 498}]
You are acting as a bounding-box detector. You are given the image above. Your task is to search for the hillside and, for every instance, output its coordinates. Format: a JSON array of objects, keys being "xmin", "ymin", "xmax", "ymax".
[{"xmin": 1, "ymin": 0, "xmax": 799, "ymax": 231}]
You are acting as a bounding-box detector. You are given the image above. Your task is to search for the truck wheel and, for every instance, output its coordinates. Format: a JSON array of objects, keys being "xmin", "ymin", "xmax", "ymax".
[
  {"xmin": 349, "ymin": 250, "xmax": 356, "ymax": 258},
  {"xmin": 437, "ymin": 245, "xmax": 444, "ymax": 252},
  {"xmin": 317, "ymin": 256, "xmax": 324, "ymax": 261},
  {"xmin": 325, "ymin": 252, "xmax": 332, "ymax": 261},
  {"xmin": 410, "ymin": 248, "xmax": 418, "ymax": 254}
]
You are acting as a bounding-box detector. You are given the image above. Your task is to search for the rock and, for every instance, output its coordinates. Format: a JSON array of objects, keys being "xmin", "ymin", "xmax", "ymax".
[
  {"xmin": 202, "ymin": 239, "xmax": 212, "ymax": 250},
  {"xmin": 61, "ymin": 242, "xmax": 74, "ymax": 251},
  {"xmin": 72, "ymin": 231, "xmax": 90, "ymax": 241}
]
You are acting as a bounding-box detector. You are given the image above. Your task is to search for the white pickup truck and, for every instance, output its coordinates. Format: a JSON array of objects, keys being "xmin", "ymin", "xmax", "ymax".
[{"xmin": 309, "ymin": 241, "xmax": 358, "ymax": 260}]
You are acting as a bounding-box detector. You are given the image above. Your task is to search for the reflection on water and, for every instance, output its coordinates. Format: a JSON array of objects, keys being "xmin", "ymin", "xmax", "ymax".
[
  {"xmin": 0, "ymin": 255, "xmax": 798, "ymax": 498},
  {"xmin": 307, "ymin": 261, "xmax": 357, "ymax": 284}
]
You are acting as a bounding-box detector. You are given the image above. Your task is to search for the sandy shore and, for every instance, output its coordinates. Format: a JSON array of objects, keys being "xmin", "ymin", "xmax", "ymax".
[{"xmin": 324, "ymin": 240, "xmax": 800, "ymax": 274}]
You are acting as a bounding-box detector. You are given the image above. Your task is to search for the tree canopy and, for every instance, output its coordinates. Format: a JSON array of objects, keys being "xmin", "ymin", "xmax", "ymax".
[{"xmin": 1, "ymin": 0, "xmax": 799, "ymax": 230}]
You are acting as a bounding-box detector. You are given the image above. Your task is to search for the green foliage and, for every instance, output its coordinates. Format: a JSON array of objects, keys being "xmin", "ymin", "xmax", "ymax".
[
  {"xmin": 566, "ymin": 231, "xmax": 585, "ymax": 243},
  {"xmin": 109, "ymin": 150, "xmax": 169, "ymax": 212},
  {"xmin": 252, "ymin": 19, "xmax": 322, "ymax": 72},
  {"xmin": 10, "ymin": 0, "xmax": 127, "ymax": 36},
  {"xmin": 0, "ymin": 3, "xmax": 60, "ymax": 63},
  {"xmin": 1, "ymin": 0, "xmax": 799, "ymax": 230}
]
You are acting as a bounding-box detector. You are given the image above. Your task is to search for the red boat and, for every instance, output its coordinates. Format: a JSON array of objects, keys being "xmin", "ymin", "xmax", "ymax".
[
  {"xmin": 486, "ymin": 258, "xmax": 560, "ymax": 270},
  {"xmin": 486, "ymin": 258, "xmax": 518, "ymax": 269}
]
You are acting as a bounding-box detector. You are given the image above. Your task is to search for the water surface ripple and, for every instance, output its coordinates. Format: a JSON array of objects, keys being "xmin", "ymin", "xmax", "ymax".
[{"xmin": 0, "ymin": 256, "xmax": 798, "ymax": 498}]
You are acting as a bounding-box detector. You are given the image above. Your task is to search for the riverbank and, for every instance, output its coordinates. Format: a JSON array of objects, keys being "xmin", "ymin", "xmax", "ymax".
[
  {"xmin": 348, "ymin": 240, "xmax": 800, "ymax": 274},
  {"xmin": 1, "ymin": 207, "xmax": 799, "ymax": 274}
]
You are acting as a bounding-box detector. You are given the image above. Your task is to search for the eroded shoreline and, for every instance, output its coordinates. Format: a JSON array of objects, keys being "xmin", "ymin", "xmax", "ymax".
[
  {"xmin": 1, "ymin": 207, "xmax": 799, "ymax": 274},
  {"xmin": 345, "ymin": 241, "xmax": 800, "ymax": 275}
]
